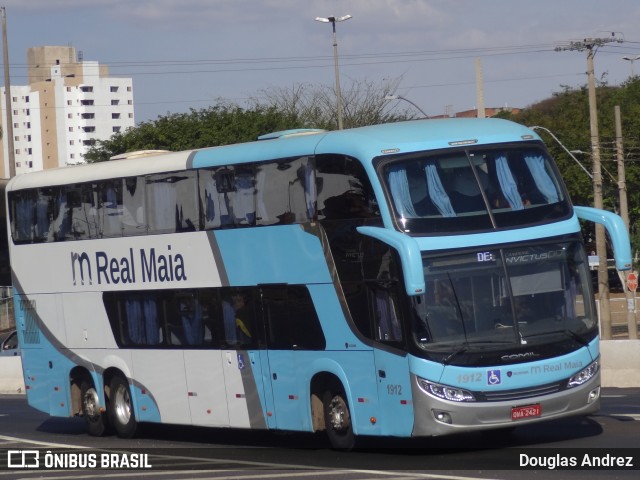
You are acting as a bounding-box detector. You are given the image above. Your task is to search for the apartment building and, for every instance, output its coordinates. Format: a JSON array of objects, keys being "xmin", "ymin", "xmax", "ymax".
[{"xmin": 1, "ymin": 45, "xmax": 134, "ymax": 177}]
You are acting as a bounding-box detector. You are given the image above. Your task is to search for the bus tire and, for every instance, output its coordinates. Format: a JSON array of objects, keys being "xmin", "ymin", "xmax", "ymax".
[
  {"xmin": 323, "ymin": 389, "xmax": 355, "ymax": 450},
  {"xmin": 80, "ymin": 379, "xmax": 109, "ymax": 437},
  {"xmin": 109, "ymin": 376, "xmax": 137, "ymax": 438}
]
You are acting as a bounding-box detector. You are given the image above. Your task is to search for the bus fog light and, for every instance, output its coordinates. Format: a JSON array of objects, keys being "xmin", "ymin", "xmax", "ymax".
[
  {"xmin": 588, "ymin": 387, "xmax": 600, "ymax": 403},
  {"xmin": 568, "ymin": 360, "xmax": 599, "ymax": 388},
  {"xmin": 433, "ymin": 410, "xmax": 452, "ymax": 424}
]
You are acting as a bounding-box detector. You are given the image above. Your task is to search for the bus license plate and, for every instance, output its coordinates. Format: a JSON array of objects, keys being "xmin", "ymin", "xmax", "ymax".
[{"xmin": 511, "ymin": 404, "xmax": 541, "ymax": 420}]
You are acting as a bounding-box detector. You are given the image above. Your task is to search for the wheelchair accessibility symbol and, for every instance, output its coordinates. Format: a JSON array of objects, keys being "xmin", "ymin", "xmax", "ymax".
[{"xmin": 487, "ymin": 369, "xmax": 501, "ymax": 385}]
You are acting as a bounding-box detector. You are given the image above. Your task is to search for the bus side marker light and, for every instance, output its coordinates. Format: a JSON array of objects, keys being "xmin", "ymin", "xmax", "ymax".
[
  {"xmin": 357, "ymin": 398, "xmax": 367, "ymax": 403},
  {"xmin": 288, "ymin": 395, "xmax": 298, "ymax": 400},
  {"xmin": 54, "ymin": 386, "xmax": 59, "ymax": 391},
  {"xmin": 267, "ymin": 412, "xmax": 273, "ymax": 417},
  {"xmin": 370, "ymin": 417, "xmax": 377, "ymax": 424},
  {"xmin": 207, "ymin": 409, "xmax": 212, "ymax": 414},
  {"xmin": 142, "ymin": 406, "xmax": 146, "ymax": 411}
]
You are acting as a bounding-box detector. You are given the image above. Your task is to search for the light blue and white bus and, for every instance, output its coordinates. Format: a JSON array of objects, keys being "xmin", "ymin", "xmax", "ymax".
[{"xmin": 6, "ymin": 118, "xmax": 631, "ymax": 449}]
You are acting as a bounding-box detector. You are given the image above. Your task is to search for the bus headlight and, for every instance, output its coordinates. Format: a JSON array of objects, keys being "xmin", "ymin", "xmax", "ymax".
[
  {"xmin": 417, "ymin": 377, "xmax": 476, "ymax": 402},
  {"xmin": 567, "ymin": 359, "xmax": 599, "ymax": 388}
]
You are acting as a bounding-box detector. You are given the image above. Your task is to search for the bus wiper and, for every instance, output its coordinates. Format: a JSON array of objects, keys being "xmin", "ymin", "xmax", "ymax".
[
  {"xmin": 521, "ymin": 329, "xmax": 589, "ymax": 347},
  {"xmin": 442, "ymin": 344, "xmax": 468, "ymax": 365},
  {"xmin": 560, "ymin": 329, "xmax": 589, "ymax": 347}
]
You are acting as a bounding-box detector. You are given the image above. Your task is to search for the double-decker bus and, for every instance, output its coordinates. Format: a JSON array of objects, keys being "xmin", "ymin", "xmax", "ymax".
[{"xmin": 5, "ymin": 119, "xmax": 631, "ymax": 449}]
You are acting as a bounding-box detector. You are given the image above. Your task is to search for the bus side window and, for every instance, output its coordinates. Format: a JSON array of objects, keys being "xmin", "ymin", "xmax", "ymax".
[
  {"xmin": 372, "ymin": 287, "xmax": 402, "ymax": 342},
  {"xmin": 123, "ymin": 294, "xmax": 162, "ymax": 346},
  {"xmin": 52, "ymin": 187, "xmax": 73, "ymax": 241},
  {"xmin": 11, "ymin": 190, "xmax": 35, "ymax": 243},
  {"xmin": 146, "ymin": 172, "xmax": 198, "ymax": 233},
  {"xmin": 174, "ymin": 293, "xmax": 204, "ymax": 346},
  {"xmin": 316, "ymin": 154, "xmax": 378, "ymax": 221},
  {"xmin": 263, "ymin": 286, "xmax": 325, "ymax": 350},
  {"xmin": 69, "ymin": 184, "xmax": 99, "ymax": 240},
  {"xmin": 342, "ymin": 282, "xmax": 373, "ymax": 339},
  {"xmin": 98, "ymin": 181, "xmax": 124, "ymax": 237}
]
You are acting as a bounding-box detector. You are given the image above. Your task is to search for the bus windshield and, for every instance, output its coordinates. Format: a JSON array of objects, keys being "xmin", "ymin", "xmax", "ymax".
[
  {"xmin": 380, "ymin": 145, "xmax": 571, "ymax": 234},
  {"xmin": 412, "ymin": 240, "xmax": 595, "ymax": 356}
]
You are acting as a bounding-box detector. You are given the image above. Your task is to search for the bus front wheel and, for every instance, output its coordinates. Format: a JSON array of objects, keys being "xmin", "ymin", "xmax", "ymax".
[
  {"xmin": 109, "ymin": 376, "xmax": 137, "ymax": 438},
  {"xmin": 80, "ymin": 380, "xmax": 109, "ymax": 437},
  {"xmin": 323, "ymin": 389, "xmax": 355, "ymax": 450}
]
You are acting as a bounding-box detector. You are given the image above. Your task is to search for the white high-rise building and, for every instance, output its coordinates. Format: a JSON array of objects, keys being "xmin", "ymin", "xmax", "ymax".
[{"xmin": 1, "ymin": 45, "xmax": 134, "ymax": 177}]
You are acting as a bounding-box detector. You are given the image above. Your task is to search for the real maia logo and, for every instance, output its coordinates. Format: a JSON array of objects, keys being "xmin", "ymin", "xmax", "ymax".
[{"xmin": 71, "ymin": 246, "xmax": 187, "ymax": 286}]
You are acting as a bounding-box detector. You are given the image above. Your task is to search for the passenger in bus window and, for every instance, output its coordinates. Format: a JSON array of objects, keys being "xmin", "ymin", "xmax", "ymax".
[
  {"xmin": 223, "ymin": 291, "xmax": 253, "ymax": 346},
  {"xmin": 178, "ymin": 295, "xmax": 204, "ymax": 346}
]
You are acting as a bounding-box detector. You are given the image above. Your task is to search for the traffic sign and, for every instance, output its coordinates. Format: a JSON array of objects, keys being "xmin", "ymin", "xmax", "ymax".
[{"xmin": 626, "ymin": 272, "xmax": 638, "ymax": 292}]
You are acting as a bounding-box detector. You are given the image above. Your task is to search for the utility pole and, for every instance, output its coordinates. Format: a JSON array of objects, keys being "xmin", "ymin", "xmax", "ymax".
[
  {"xmin": 555, "ymin": 34, "xmax": 623, "ymax": 339},
  {"xmin": 475, "ymin": 58, "xmax": 485, "ymax": 118},
  {"xmin": 1, "ymin": 6, "xmax": 15, "ymax": 178},
  {"xmin": 615, "ymin": 105, "xmax": 637, "ymax": 339}
]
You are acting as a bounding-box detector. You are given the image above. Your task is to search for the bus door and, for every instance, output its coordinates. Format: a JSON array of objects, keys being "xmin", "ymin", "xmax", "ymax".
[
  {"xmin": 370, "ymin": 285, "xmax": 414, "ymax": 436},
  {"xmin": 261, "ymin": 286, "xmax": 304, "ymax": 432},
  {"xmin": 262, "ymin": 285, "xmax": 326, "ymax": 432},
  {"xmin": 220, "ymin": 288, "xmax": 270, "ymax": 430}
]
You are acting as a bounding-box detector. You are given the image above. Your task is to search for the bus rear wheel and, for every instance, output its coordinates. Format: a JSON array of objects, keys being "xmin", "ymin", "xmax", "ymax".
[
  {"xmin": 109, "ymin": 376, "xmax": 137, "ymax": 438},
  {"xmin": 80, "ymin": 380, "xmax": 108, "ymax": 437},
  {"xmin": 323, "ymin": 389, "xmax": 355, "ymax": 450}
]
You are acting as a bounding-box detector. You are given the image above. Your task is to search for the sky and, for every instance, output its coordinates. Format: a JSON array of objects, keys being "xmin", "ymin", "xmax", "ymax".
[{"xmin": 2, "ymin": 0, "xmax": 640, "ymax": 124}]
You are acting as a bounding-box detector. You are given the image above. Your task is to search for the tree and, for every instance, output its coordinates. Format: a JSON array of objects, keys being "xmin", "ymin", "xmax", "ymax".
[
  {"xmin": 84, "ymin": 103, "xmax": 299, "ymax": 163},
  {"xmin": 84, "ymin": 76, "xmax": 414, "ymax": 163},
  {"xmin": 503, "ymin": 77, "xmax": 640, "ymax": 257},
  {"xmin": 250, "ymin": 77, "xmax": 416, "ymax": 129}
]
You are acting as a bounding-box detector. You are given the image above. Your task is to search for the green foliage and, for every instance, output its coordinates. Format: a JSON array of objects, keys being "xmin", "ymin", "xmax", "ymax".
[
  {"xmin": 508, "ymin": 77, "xmax": 640, "ymax": 259},
  {"xmin": 84, "ymin": 78, "xmax": 412, "ymax": 163},
  {"xmin": 84, "ymin": 104, "xmax": 299, "ymax": 162}
]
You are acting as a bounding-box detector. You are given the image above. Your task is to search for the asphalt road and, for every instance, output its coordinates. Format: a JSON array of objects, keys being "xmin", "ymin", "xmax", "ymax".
[{"xmin": 0, "ymin": 388, "xmax": 638, "ymax": 479}]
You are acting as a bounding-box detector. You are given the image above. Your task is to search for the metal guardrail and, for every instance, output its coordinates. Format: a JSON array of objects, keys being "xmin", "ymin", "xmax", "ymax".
[{"xmin": 0, "ymin": 286, "xmax": 13, "ymax": 333}]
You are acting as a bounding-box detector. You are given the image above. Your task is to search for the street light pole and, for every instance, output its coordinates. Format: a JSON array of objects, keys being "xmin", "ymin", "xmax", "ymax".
[
  {"xmin": 529, "ymin": 126, "xmax": 593, "ymax": 179},
  {"xmin": 315, "ymin": 14, "xmax": 351, "ymax": 130},
  {"xmin": 384, "ymin": 94, "xmax": 429, "ymax": 118},
  {"xmin": 622, "ymin": 55, "xmax": 640, "ymax": 77}
]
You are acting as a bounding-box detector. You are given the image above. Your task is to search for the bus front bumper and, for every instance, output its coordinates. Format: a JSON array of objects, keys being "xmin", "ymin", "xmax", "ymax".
[{"xmin": 410, "ymin": 372, "xmax": 601, "ymax": 437}]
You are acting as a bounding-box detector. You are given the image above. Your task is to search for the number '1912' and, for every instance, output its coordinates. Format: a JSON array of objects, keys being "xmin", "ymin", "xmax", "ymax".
[{"xmin": 387, "ymin": 384, "xmax": 402, "ymax": 395}]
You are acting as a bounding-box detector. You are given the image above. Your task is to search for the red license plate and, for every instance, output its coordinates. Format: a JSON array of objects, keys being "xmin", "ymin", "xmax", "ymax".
[{"xmin": 511, "ymin": 404, "xmax": 542, "ymax": 421}]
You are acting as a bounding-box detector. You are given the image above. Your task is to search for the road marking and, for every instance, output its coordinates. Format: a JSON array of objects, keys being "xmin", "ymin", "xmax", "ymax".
[
  {"xmin": 0, "ymin": 434, "xmax": 89, "ymax": 449},
  {"xmin": 616, "ymin": 414, "xmax": 640, "ymax": 420}
]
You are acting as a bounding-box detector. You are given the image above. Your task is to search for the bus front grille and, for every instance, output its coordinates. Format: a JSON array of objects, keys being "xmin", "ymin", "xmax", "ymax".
[{"xmin": 476, "ymin": 381, "xmax": 565, "ymax": 402}]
